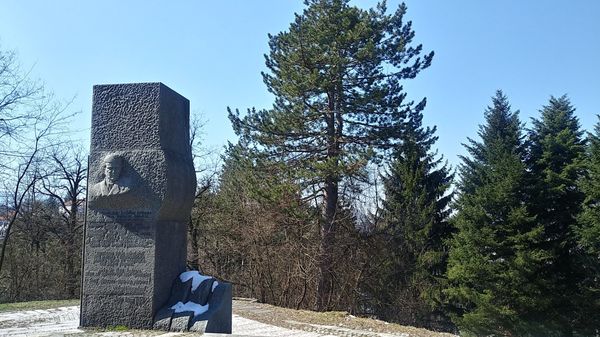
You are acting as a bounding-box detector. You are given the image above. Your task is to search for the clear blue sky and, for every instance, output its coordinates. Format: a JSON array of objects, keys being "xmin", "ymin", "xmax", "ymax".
[{"xmin": 1, "ymin": 1, "xmax": 598, "ymax": 169}]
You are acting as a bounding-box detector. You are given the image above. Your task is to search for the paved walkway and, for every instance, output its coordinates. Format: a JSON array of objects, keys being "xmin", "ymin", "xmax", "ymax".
[{"xmin": 0, "ymin": 306, "xmax": 337, "ymax": 337}]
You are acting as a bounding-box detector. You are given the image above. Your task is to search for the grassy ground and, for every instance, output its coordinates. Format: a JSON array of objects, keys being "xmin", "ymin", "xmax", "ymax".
[{"xmin": 0, "ymin": 299, "xmax": 79, "ymax": 313}]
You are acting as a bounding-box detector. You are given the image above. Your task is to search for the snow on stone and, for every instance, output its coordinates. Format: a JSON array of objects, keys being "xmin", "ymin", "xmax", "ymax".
[
  {"xmin": 170, "ymin": 301, "xmax": 209, "ymax": 316},
  {"xmin": 179, "ymin": 270, "xmax": 212, "ymax": 291}
]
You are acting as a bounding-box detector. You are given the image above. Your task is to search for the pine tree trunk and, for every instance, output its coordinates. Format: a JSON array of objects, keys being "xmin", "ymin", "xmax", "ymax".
[
  {"xmin": 316, "ymin": 91, "xmax": 342, "ymax": 311},
  {"xmin": 316, "ymin": 177, "xmax": 338, "ymax": 311}
]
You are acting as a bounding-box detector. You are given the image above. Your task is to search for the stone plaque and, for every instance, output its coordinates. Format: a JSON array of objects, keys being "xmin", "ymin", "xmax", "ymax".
[{"xmin": 80, "ymin": 83, "xmax": 196, "ymax": 329}]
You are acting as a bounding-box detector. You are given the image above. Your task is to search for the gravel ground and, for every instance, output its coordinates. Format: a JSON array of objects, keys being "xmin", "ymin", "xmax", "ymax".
[{"xmin": 0, "ymin": 299, "xmax": 457, "ymax": 337}]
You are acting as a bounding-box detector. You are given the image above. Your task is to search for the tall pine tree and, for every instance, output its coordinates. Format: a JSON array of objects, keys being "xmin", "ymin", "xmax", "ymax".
[
  {"xmin": 229, "ymin": 0, "xmax": 433, "ymax": 310},
  {"xmin": 375, "ymin": 107, "xmax": 453, "ymax": 329},
  {"xmin": 527, "ymin": 95, "xmax": 587, "ymax": 335},
  {"xmin": 446, "ymin": 91, "xmax": 550, "ymax": 336}
]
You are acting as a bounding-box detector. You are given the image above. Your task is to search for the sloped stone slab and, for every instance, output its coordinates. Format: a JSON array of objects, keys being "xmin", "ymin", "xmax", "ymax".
[
  {"xmin": 169, "ymin": 311, "xmax": 194, "ymax": 332},
  {"xmin": 189, "ymin": 318, "xmax": 208, "ymax": 332},
  {"xmin": 167, "ymin": 278, "xmax": 193, "ymax": 307},
  {"xmin": 152, "ymin": 307, "xmax": 174, "ymax": 331},
  {"xmin": 189, "ymin": 277, "xmax": 215, "ymax": 306},
  {"xmin": 206, "ymin": 283, "xmax": 232, "ymax": 334}
]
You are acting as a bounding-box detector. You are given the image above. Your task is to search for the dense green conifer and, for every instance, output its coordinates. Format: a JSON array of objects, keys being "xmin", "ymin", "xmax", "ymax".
[
  {"xmin": 579, "ymin": 116, "xmax": 600, "ymax": 256},
  {"xmin": 446, "ymin": 91, "xmax": 550, "ymax": 336},
  {"xmin": 574, "ymin": 116, "xmax": 600, "ymax": 334},
  {"xmin": 527, "ymin": 96, "xmax": 588, "ymax": 335},
  {"xmin": 375, "ymin": 107, "xmax": 453, "ymax": 329}
]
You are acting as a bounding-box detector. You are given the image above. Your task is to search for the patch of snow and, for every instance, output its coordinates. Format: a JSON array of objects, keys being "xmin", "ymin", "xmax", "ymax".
[
  {"xmin": 179, "ymin": 270, "xmax": 212, "ymax": 291},
  {"xmin": 171, "ymin": 301, "xmax": 209, "ymax": 316},
  {"xmin": 212, "ymin": 281, "xmax": 219, "ymax": 292}
]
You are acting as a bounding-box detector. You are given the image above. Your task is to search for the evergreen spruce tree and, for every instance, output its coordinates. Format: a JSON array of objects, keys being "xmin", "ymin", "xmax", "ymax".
[
  {"xmin": 446, "ymin": 91, "xmax": 550, "ymax": 336},
  {"xmin": 229, "ymin": 0, "xmax": 433, "ymax": 310},
  {"xmin": 527, "ymin": 95, "xmax": 587, "ymax": 335},
  {"xmin": 578, "ymin": 115, "xmax": 600, "ymax": 255},
  {"xmin": 575, "ymin": 115, "xmax": 600, "ymax": 333},
  {"xmin": 377, "ymin": 108, "xmax": 453, "ymax": 329}
]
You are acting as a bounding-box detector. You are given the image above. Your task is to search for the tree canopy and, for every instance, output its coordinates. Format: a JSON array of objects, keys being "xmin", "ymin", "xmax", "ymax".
[
  {"xmin": 229, "ymin": 0, "xmax": 433, "ymax": 310},
  {"xmin": 447, "ymin": 91, "xmax": 550, "ymax": 336}
]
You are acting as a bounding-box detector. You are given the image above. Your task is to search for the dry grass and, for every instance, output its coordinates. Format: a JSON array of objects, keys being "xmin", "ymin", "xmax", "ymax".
[
  {"xmin": 0, "ymin": 299, "xmax": 79, "ymax": 313},
  {"xmin": 233, "ymin": 298, "xmax": 457, "ymax": 337}
]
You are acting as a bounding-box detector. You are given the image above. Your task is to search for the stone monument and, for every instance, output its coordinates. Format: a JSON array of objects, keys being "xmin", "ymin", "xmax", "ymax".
[{"xmin": 80, "ymin": 83, "xmax": 196, "ymax": 329}]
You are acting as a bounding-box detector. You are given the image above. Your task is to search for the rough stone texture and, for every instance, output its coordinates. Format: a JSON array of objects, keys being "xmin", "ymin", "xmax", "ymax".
[
  {"xmin": 189, "ymin": 319, "xmax": 208, "ymax": 332},
  {"xmin": 152, "ymin": 307, "xmax": 174, "ymax": 331},
  {"xmin": 169, "ymin": 311, "xmax": 194, "ymax": 332},
  {"xmin": 153, "ymin": 273, "xmax": 232, "ymax": 333},
  {"xmin": 80, "ymin": 83, "xmax": 196, "ymax": 329}
]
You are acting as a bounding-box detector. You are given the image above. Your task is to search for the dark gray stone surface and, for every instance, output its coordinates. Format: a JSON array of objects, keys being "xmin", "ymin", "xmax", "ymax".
[
  {"xmin": 205, "ymin": 283, "xmax": 233, "ymax": 334},
  {"xmin": 80, "ymin": 83, "xmax": 196, "ymax": 329},
  {"xmin": 169, "ymin": 311, "xmax": 194, "ymax": 332},
  {"xmin": 153, "ymin": 272, "xmax": 232, "ymax": 334},
  {"xmin": 152, "ymin": 307, "xmax": 174, "ymax": 331},
  {"xmin": 189, "ymin": 278, "xmax": 215, "ymax": 306},
  {"xmin": 189, "ymin": 319, "xmax": 208, "ymax": 333},
  {"xmin": 167, "ymin": 278, "xmax": 193, "ymax": 307}
]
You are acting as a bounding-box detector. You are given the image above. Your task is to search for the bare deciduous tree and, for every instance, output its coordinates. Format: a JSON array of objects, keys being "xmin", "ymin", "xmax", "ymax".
[
  {"xmin": 0, "ymin": 46, "xmax": 75, "ymax": 274},
  {"xmin": 40, "ymin": 147, "xmax": 87, "ymax": 297}
]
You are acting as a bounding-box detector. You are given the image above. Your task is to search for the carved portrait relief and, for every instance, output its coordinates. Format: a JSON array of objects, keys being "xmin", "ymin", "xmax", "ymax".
[{"xmin": 90, "ymin": 153, "xmax": 133, "ymax": 197}]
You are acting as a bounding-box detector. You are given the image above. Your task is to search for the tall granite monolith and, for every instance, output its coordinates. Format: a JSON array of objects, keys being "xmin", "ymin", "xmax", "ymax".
[{"xmin": 80, "ymin": 83, "xmax": 196, "ymax": 329}]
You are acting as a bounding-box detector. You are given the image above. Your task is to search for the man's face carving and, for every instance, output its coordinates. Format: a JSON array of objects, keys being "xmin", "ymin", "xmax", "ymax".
[{"xmin": 104, "ymin": 161, "xmax": 121, "ymax": 184}]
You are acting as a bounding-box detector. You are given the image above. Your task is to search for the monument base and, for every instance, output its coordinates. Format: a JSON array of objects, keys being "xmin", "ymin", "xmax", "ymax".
[
  {"xmin": 153, "ymin": 271, "xmax": 232, "ymax": 333},
  {"xmin": 80, "ymin": 211, "xmax": 187, "ymax": 329}
]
